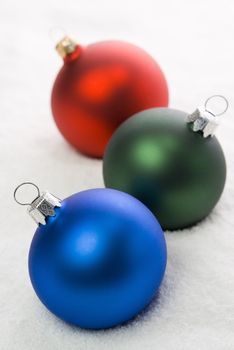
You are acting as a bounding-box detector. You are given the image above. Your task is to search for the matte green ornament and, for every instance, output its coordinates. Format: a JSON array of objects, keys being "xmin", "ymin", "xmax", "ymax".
[{"xmin": 103, "ymin": 104, "xmax": 227, "ymax": 230}]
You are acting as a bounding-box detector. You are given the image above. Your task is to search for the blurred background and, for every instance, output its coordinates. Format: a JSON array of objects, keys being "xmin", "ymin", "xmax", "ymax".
[{"xmin": 0, "ymin": 0, "xmax": 234, "ymax": 349}]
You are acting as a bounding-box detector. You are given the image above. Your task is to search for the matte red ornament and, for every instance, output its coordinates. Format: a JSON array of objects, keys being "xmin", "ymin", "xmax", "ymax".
[{"xmin": 51, "ymin": 37, "xmax": 169, "ymax": 158}]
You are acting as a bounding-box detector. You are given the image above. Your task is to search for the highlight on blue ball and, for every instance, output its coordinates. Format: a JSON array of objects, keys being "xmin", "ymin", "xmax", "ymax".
[{"xmin": 29, "ymin": 188, "xmax": 167, "ymax": 329}]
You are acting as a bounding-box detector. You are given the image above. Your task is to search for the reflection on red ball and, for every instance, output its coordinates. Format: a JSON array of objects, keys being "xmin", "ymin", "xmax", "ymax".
[{"xmin": 51, "ymin": 40, "xmax": 169, "ymax": 158}]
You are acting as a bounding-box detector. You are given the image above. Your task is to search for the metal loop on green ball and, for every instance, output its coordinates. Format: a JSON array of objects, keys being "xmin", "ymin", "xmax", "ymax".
[{"xmin": 204, "ymin": 95, "xmax": 229, "ymax": 117}]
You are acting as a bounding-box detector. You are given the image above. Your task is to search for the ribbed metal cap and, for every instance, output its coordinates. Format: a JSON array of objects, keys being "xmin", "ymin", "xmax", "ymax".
[
  {"xmin": 187, "ymin": 95, "xmax": 228, "ymax": 138},
  {"xmin": 14, "ymin": 183, "xmax": 61, "ymax": 225},
  {"xmin": 187, "ymin": 106, "xmax": 218, "ymax": 138},
  {"xmin": 56, "ymin": 36, "xmax": 77, "ymax": 58},
  {"xmin": 28, "ymin": 191, "xmax": 61, "ymax": 225}
]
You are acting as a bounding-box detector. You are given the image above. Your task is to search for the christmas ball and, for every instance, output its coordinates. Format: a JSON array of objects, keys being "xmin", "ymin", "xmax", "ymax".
[
  {"xmin": 103, "ymin": 108, "xmax": 226, "ymax": 230},
  {"xmin": 51, "ymin": 36, "xmax": 168, "ymax": 158},
  {"xmin": 27, "ymin": 188, "xmax": 166, "ymax": 329}
]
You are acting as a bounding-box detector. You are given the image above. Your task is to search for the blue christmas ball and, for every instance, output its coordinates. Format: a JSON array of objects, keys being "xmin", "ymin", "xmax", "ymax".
[{"xmin": 29, "ymin": 188, "xmax": 167, "ymax": 329}]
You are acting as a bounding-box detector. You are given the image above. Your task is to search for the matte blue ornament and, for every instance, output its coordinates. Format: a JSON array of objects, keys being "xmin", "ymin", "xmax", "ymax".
[{"xmin": 14, "ymin": 183, "xmax": 167, "ymax": 329}]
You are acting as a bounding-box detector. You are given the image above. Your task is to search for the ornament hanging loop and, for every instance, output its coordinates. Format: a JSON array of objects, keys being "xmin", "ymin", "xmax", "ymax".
[
  {"xmin": 187, "ymin": 94, "xmax": 229, "ymax": 138},
  {"xmin": 14, "ymin": 182, "xmax": 41, "ymax": 206},
  {"xmin": 49, "ymin": 26, "xmax": 66, "ymax": 44},
  {"xmin": 13, "ymin": 182, "xmax": 61, "ymax": 225},
  {"xmin": 204, "ymin": 95, "xmax": 229, "ymax": 117}
]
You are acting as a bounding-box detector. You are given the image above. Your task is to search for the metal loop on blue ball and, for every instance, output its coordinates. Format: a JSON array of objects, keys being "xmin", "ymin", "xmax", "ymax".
[
  {"xmin": 204, "ymin": 95, "xmax": 229, "ymax": 117},
  {"xmin": 14, "ymin": 182, "xmax": 41, "ymax": 206}
]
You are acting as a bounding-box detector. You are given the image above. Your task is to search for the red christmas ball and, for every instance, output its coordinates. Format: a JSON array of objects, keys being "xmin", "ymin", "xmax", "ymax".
[{"xmin": 51, "ymin": 37, "xmax": 169, "ymax": 158}]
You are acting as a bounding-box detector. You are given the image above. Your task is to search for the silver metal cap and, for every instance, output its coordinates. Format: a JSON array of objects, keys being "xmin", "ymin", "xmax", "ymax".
[
  {"xmin": 187, "ymin": 106, "xmax": 218, "ymax": 138},
  {"xmin": 14, "ymin": 183, "xmax": 61, "ymax": 225},
  {"xmin": 28, "ymin": 191, "xmax": 61, "ymax": 225},
  {"xmin": 187, "ymin": 95, "xmax": 228, "ymax": 138}
]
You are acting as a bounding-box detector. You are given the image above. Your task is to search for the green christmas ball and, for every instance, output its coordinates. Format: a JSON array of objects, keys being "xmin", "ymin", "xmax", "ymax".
[{"xmin": 103, "ymin": 108, "xmax": 226, "ymax": 230}]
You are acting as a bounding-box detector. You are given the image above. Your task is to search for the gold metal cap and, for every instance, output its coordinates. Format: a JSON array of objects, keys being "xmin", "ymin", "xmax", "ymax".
[{"xmin": 56, "ymin": 36, "xmax": 77, "ymax": 58}]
